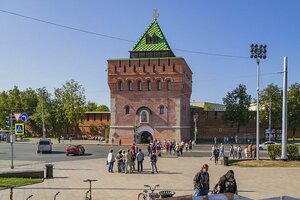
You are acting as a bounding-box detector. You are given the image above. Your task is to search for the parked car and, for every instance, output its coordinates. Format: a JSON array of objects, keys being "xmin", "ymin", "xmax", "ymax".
[
  {"xmin": 66, "ymin": 145, "xmax": 85, "ymax": 156},
  {"xmin": 37, "ymin": 138, "xmax": 53, "ymax": 153},
  {"xmin": 259, "ymin": 141, "xmax": 278, "ymax": 150}
]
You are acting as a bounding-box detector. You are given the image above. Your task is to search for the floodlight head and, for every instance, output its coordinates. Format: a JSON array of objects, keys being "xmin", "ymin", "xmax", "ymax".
[
  {"xmin": 251, "ymin": 44, "xmax": 254, "ymax": 48},
  {"xmin": 263, "ymin": 45, "xmax": 267, "ymax": 48},
  {"xmin": 263, "ymin": 55, "xmax": 267, "ymax": 59},
  {"xmin": 254, "ymin": 55, "xmax": 258, "ymax": 58},
  {"xmin": 254, "ymin": 44, "xmax": 258, "ymax": 48},
  {"xmin": 250, "ymin": 55, "xmax": 254, "ymax": 58}
]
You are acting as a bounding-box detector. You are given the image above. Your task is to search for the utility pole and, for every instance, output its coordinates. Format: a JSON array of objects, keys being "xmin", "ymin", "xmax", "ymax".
[
  {"xmin": 42, "ymin": 98, "xmax": 46, "ymax": 138},
  {"xmin": 281, "ymin": 56, "xmax": 288, "ymax": 160},
  {"xmin": 268, "ymin": 100, "xmax": 272, "ymax": 142}
]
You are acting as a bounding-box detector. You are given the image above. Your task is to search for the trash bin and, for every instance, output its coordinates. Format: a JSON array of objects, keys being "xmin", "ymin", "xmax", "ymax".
[
  {"xmin": 45, "ymin": 164, "xmax": 53, "ymax": 178},
  {"xmin": 223, "ymin": 156, "xmax": 229, "ymax": 166}
]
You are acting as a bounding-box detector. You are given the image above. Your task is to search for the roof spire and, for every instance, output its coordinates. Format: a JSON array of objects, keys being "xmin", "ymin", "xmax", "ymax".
[{"xmin": 152, "ymin": 9, "xmax": 159, "ymax": 21}]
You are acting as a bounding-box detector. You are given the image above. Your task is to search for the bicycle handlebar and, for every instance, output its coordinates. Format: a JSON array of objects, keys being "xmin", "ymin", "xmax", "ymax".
[{"xmin": 84, "ymin": 179, "xmax": 98, "ymax": 182}]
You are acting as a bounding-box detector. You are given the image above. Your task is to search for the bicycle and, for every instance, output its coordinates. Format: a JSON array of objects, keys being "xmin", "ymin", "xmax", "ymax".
[
  {"xmin": 83, "ymin": 179, "xmax": 97, "ymax": 200},
  {"xmin": 138, "ymin": 184, "xmax": 160, "ymax": 200}
]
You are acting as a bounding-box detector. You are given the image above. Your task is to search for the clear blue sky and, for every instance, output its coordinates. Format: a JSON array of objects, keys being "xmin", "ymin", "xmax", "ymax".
[{"xmin": 0, "ymin": 1, "xmax": 299, "ymax": 107}]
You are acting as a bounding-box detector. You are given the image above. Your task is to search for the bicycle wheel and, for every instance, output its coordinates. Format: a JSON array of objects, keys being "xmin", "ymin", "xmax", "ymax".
[{"xmin": 137, "ymin": 193, "xmax": 146, "ymax": 200}]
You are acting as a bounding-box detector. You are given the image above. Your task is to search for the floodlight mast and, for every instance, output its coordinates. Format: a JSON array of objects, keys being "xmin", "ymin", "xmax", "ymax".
[{"xmin": 250, "ymin": 43, "xmax": 267, "ymax": 161}]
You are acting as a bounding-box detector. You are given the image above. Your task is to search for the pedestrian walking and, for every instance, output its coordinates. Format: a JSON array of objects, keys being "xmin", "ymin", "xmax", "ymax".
[
  {"xmin": 210, "ymin": 145, "xmax": 215, "ymax": 160},
  {"xmin": 213, "ymin": 146, "xmax": 220, "ymax": 165},
  {"xmin": 238, "ymin": 145, "xmax": 242, "ymax": 159},
  {"xmin": 219, "ymin": 143, "xmax": 225, "ymax": 157},
  {"xmin": 233, "ymin": 145, "xmax": 238, "ymax": 159},
  {"xmin": 107, "ymin": 149, "xmax": 115, "ymax": 173},
  {"xmin": 137, "ymin": 149, "xmax": 144, "ymax": 173},
  {"xmin": 193, "ymin": 164, "xmax": 210, "ymax": 196},
  {"xmin": 147, "ymin": 144, "xmax": 151, "ymax": 156},
  {"xmin": 229, "ymin": 144, "xmax": 234, "ymax": 158},
  {"xmin": 58, "ymin": 136, "xmax": 61, "ymax": 144},
  {"xmin": 150, "ymin": 150, "xmax": 158, "ymax": 174}
]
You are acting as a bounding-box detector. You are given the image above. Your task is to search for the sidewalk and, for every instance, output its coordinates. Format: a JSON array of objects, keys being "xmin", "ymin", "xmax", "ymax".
[{"xmin": 1, "ymin": 156, "xmax": 300, "ymax": 200}]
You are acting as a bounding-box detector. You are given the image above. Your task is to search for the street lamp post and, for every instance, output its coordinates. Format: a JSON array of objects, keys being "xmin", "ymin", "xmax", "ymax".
[
  {"xmin": 268, "ymin": 99, "xmax": 272, "ymax": 142},
  {"xmin": 250, "ymin": 44, "xmax": 267, "ymax": 160},
  {"xmin": 193, "ymin": 112, "xmax": 198, "ymax": 144}
]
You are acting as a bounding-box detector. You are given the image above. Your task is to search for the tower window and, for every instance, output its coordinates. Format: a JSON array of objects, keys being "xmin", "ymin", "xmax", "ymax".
[
  {"xmin": 128, "ymin": 80, "xmax": 133, "ymax": 91},
  {"xmin": 159, "ymin": 105, "xmax": 164, "ymax": 115},
  {"xmin": 118, "ymin": 81, "xmax": 123, "ymax": 91},
  {"xmin": 137, "ymin": 80, "xmax": 142, "ymax": 91},
  {"xmin": 173, "ymin": 63, "xmax": 176, "ymax": 72},
  {"xmin": 167, "ymin": 80, "xmax": 171, "ymax": 91},
  {"xmin": 146, "ymin": 34, "xmax": 152, "ymax": 44},
  {"xmin": 153, "ymin": 33, "xmax": 158, "ymax": 44},
  {"xmin": 147, "ymin": 80, "xmax": 152, "ymax": 91},
  {"xmin": 140, "ymin": 110, "xmax": 149, "ymax": 123},
  {"xmin": 125, "ymin": 105, "xmax": 130, "ymax": 115},
  {"xmin": 163, "ymin": 64, "xmax": 165, "ymax": 72},
  {"xmin": 156, "ymin": 80, "xmax": 161, "ymax": 91}
]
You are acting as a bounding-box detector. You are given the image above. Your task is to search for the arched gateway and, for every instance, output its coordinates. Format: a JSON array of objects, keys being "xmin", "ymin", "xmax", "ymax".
[{"xmin": 138, "ymin": 125, "xmax": 154, "ymax": 144}]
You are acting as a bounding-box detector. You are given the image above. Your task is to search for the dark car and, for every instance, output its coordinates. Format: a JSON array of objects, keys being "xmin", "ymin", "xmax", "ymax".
[{"xmin": 66, "ymin": 145, "xmax": 85, "ymax": 156}]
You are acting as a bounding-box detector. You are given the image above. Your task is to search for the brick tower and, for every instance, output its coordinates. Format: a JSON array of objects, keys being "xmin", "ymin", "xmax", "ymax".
[{"xmin": 107, "ymin": 15, "xmax": 192, "ymax": 144}]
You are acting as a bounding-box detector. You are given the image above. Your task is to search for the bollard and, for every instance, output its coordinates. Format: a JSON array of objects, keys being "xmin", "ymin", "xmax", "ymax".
[{"xmin": 45, "ymin": 164, "xmax": 54, "ymax": 178}]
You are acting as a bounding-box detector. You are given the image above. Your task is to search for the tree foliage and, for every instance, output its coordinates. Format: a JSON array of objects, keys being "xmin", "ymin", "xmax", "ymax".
[
  {"xmin": 259, "ymin": 83, "xmax": 282, "ymax": 128},
  {"xmin": 222, "ymin": 84, "xmax": 252, "ymax": 133},
  {"xmin": 288, "ymin": 83, "xmax": 300, "ymax": 138}
]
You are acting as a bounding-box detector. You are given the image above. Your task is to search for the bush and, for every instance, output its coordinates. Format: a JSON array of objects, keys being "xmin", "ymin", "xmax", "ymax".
[
  {"xmin": 267, "ymin": 144, "xmax": 300, "ymax": 160},
  {"xmin": 287, "ymin": 144, "xmax": 299, "ymax": 161},
  {"xmin": 267, "ymin": 144, "xmax": 281, "ymax": 160}
]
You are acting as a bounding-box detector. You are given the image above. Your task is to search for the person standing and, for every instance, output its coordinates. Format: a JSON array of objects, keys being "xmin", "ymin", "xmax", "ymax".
[
  {"xmin": 193, "ymin": 164, "xmax": 210, "ymax": 196},
  {"xmin": 124, "ymin": 149, "xmax": 131, "ymax": 174},
  {"xmin": 233, "ymin": 145, "xmax": 238, "ymax": 160},
  {"xmin": 137, "ymin": 149, "xmax": 144, "ymax": 173},
  {"xmin": 213, "ymin": 146, "xmax": 220, "ymax": 165},
  {"xmin": 129, "ymin": 150, "xmax": 135, "ymax": 173},
  {"xmin": 147, "ymin": 144, "xmax": 151, "ymax": 156},
  {"xmin": 116, "ymin": 150, "xmax": 124, "ymax": 173},
  {"xmin": 150, "ymin": 150, "xmax": 158, "ymax": 174},
  {"xmin": 107, "ymin": 149, "xmax": 115, "ymax": 173}
]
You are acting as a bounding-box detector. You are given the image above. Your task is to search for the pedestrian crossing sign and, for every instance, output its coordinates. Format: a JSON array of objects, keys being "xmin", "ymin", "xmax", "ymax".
[{"xmin": 15, "ymin": 123, "xmax": 24, "ymax": 135}]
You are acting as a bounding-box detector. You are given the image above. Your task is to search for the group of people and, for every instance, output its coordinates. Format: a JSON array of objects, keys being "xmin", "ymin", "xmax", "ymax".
[
  {"xmin": 210, "ymin": 143, "xmax": 257, "ymax": 164},
  {"xmin": 193, "ymin": 164, "xmax": 238, "ymax": 196},
  {"xmin": 147, "ymin": 139, "xmax": 194, "ymax": 157},
  {"xmin": 106, "ymin": 143, "xmax": 159, "ymax": 174}
]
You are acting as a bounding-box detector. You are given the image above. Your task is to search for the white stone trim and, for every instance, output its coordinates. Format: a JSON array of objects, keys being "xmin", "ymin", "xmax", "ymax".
[{"xmin": 154, "ymin": 126, "xmax": 191, "ymax": 129}]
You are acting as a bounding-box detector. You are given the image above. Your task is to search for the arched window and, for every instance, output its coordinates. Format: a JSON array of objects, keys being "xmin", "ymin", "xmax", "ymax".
[
  {"xmin": 167, "ymin": 80, "xmax": 171, "ymax": 91},
  {"xmin": 156, "ymin": 80, "xmax": 161, "ymax": 91},
  {"xmin": 128, "ymin": 80, "xmax": 133, "ymax": 91},
  {"xmin": 159, "ymin": 105, "xmax": 164, "ymax": 115},
  {"xmin": 118, "ymin": 81, "xmax": 123, "ymax": 91},
  {"xmin": 147, "ymin": 80, "xmax": 152, "ymax": 91},
  {"xmin": 140, "ymin": 110, "xmax": 149, "ymax": 123},
  {"xmin": 137, "ymin": 80, "xmax": 142, "ymax": 91},
  {"xmin": 125, "ymin": 105, "xmax": 130, "ymax": 115}
]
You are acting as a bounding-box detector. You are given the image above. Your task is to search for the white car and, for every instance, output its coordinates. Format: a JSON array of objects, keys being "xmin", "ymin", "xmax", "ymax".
[
  {"xmin": 37, "ymin": 138, "xmax": 53, "ymax": 153},
  {"xmin": 259, "ymin": 141, "xmax": 278, "ymax": 150}
]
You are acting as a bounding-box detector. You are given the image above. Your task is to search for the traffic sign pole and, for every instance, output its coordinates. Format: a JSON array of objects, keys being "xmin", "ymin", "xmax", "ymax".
[{"xmin": 10, "ymin": 113, "xmax": 14, "ymax": 169}]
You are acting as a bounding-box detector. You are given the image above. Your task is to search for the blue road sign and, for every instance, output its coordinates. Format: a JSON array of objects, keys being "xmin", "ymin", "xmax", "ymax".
[
  {"xmin": 21, "ymin": 113, "xmax": 28, "ymax": 122},
  {"xmin": 15, "ymin": 123, "xmax": 24, "ymax": 135}
]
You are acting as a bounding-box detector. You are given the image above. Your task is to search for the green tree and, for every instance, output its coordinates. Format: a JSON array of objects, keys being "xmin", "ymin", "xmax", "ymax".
[
  {"xmin": 259, "ymin": 83, "xmax": 282, "ymax": 128},
  {"xmin": 54, "ymin": 79, "xmax": 86, "ymax": 137},
  {"xmin": 85, "ymin": 101, "xmax": 98, "ymax": 111},
  {"xmin": 288, "ymin": 83, "xmax": 300, "ymax": 140},
  {"xmin": 222, "ymin": 84, "xmax": 252, "ymax": 134},
  {"xmin": 96, "ymin": 105, "xmax": 110, "ymax": 111}
]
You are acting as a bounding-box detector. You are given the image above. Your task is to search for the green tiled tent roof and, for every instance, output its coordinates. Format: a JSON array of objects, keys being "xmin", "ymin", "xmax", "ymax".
[{"xmin": 132, "ymin": 20, "xmax": 172, "ymax": 52}]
